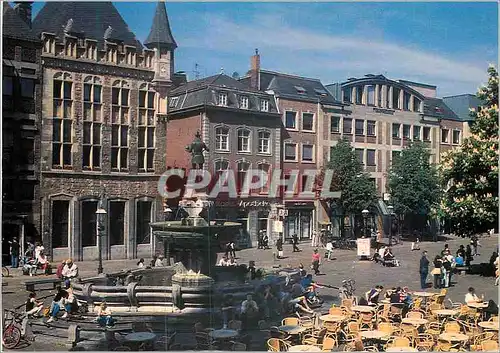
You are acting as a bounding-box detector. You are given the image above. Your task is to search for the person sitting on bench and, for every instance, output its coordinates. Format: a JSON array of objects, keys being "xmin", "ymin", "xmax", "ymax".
[
  {"xmin": 61, "ymin": 259, "xmax": 78, "ymax": 288},
  {"xmin": 46, "ymin": 286, "xmax": 69, "ymax": 323},
  {"xmin": 96, "ymin": 302, "xmax": 115, "ymax": 328},
  {"xmin": 25, "ymin": 292, "xmax": 43, "ymax": 317}
]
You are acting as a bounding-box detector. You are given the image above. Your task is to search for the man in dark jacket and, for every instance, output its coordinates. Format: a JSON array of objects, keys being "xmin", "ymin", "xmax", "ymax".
[
  {"xmin": 292, "ymin": 234, "xmax": 300, "ymax": 252},
  {"xmin": 419, "ymin": 251, "xmax": 429, "ymax": 289}
]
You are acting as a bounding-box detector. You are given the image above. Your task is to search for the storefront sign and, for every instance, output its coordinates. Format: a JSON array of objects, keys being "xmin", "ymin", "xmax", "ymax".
[
  {"xmin": 278, "ymin": 209, "xmax": 288, "ymax": 217},
  {"xmin": 215, "ymin": 199, "xmax": 272, "ymax": 209},
  {"xmin": 273, "ymin": 220, "xmax": 283, "ymax": 233},
  {"xmin": 357, "ymin": 238, "xmax": 371, "ymax": 257}
]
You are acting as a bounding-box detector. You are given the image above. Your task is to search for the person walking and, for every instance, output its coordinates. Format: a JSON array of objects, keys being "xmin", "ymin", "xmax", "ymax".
[
  {"xmin": 431, "ymin": 255, "xmax": 443, "ymax": 289},
  {"xmin": 465, "ymin": 245, "xmax": 473, "ymax": 267},
  {"xmin": 292, "ymin": 234, "xmax": 300, "ymax": 252},
  {"xmin": 419, "ymin": 251, "xmax": 429, "ymax": 289},
  {"xmin": 9, "ymin": 237, "xmax": 20, "ymax": 268},
  {"xmin": 276, "ymin": 238, "xmax": 283, "ymax": 259},
  {"xmin": 311, "ymin": 249, "xmax": 321, "ymax": 275}
]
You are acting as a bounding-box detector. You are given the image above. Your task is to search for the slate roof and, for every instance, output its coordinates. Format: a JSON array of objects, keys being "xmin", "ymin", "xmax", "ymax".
[
  {"xmin": 423, "ymin": 97, "xmax": 460, "ymax": 120},
  {"xmin": 32, "ymin": 2, "xmax": 142, "ymax": 49},
  {"xmin": 144, "ymin": 1, "xmax": 177, "ymax": 49},
  {"xmin": 443, "ymin": 94, "xmax": 482, "ymax": 122},
  {"xmin": 241, "ymin": 70, "xmax": 340, "ymax": 105},
  {"xmin": 169, "ymin": 74, "xmax": 279, "ymax": 115},
  {"xmin": 3, "ymin": 3, "xmax": 39, "ymax": 42}
]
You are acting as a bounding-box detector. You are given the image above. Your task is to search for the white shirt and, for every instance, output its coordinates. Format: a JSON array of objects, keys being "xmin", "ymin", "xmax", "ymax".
[
  {"xmin": 34, "ymin": 246, "xmax": 44, "ymax": 260},
  {"xmin": 326, "ymin": 242, "xmax": 333, "ymax": 251},
  {"xmin": 379, "ymin": 247, "xmax": 386, "ymax": 258},
  {"xmin": 62, "ymin": 263, "xmax": 78, "ymax": 278},
  {"xmin": 137, "ymin": 263, "xmax": 144, "ymax": 268},
  {"xmin": 155, "ymin": 258, "xmax": 164, "ymax": 267},
  {"xmin": 241, "ymin": 299, "xmax": 258, "ymax": 313},
  {"xmin": 218, "ymin": 258, "xmax": 228, "ymax": 266},
  {"xmin": 465, "ymin": 293, "xmax": 479, "ymax": 304}
]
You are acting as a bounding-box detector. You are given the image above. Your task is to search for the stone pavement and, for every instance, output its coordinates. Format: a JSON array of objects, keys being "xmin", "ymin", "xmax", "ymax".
[{"xmin": 2, "ymin": 234, "xmax": 498, "ymax": 351}]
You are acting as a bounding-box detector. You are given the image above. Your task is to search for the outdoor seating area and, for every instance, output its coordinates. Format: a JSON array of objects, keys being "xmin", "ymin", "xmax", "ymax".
[{"xmin": 264, "ymin": 293, "xmax": 499, "ymax": 352}]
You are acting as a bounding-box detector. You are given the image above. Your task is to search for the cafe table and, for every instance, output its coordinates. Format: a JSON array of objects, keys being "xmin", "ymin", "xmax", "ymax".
[
  {"xmin": 209, "ymin": 329, "xmax": 239, "ymax": 340},
  {"xmin": 433, "ymin": 309, "xmax": 458, "ymax": 317},
  {"xmin": 319, "ymin": 314, "xmax": 346, "ymax": 322},
  {"xmin": 359, "ymin": 330, "xmax": 389, "ymax": 340},
  {"xmin": 439, "ymin": 332, "xmax": 469, "ymax": 342},
  {"xmin": 124, "ymin": 332, "xmax": 156, "ymax": 350},
  {"xmin": 478, "ymin": 321, "xmax": 500, "ymax": 331},
  {"xmin": 386, "ymin": 347, "xmax": 418, "ymax": 352},
  {"xmin": 351, "ymin": 305, "xmax": 376, "ymax": 313},
  {"xmin": 288, "ymin": 345, "xmax": 322, "ymax": 352},
  {"xmin": 279, "ymin": 325, "xmax": 307, "ymax": 335},
  {"xmin": 401, "ymin": 317, "xmax": 429, "ymax": 326},
  {"xmin": 467, "ymin": 301, "xmax": 489, "ymax": 309}
]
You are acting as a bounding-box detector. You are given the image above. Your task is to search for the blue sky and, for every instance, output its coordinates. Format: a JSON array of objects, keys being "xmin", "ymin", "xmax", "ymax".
[{"xmin": 31, "ymin": 1, "xmax": 497, "ymax": 96}]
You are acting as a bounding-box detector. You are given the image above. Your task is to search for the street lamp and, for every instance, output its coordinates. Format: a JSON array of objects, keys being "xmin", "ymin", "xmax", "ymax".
[
  {"xmin": 361, "ymin": 209, "xmax": 369, "ymax": 238},
  {"xmin": 95, "ymin": 207, "xmax": 107, "ymax": 275},
  {"xmin": 387, "ymin": 205, "xmax": 394, "ymax": 246}
]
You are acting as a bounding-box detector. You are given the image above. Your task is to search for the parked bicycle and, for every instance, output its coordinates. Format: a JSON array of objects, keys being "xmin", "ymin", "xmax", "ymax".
[
  {"xmin": 334, "ymin": 238, "xmax": 356, "ymax": 250},
  {"xmin": 326, "ymin": 278, "xmax": 356, "ymax": 300},
  {"xmin": 2, "ymin": 309, "xmax": 34, "ymax": 349},
  {"xmin": 2, "ymin": 266, "xmax": 9, "ymax": 278}
]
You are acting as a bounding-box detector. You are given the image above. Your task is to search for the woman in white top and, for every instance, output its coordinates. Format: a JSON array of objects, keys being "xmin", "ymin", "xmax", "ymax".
[
  {"xmin": 465, "ymin": 287, "xmax": 482, "ymax": 304},
  {"xmin": 34, "ymin": 243, "xmax": 45, "ymax": 261}
]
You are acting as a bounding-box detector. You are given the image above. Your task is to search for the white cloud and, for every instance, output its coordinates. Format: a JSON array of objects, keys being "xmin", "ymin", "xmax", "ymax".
[{"xmin": 180, "ymin": 14, "xmax": 492, "ymax": 96}]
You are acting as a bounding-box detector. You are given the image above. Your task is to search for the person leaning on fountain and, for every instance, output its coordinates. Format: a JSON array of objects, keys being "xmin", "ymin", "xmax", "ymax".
[
  {"xmin": 155, "ymin": 254, "xmax": 166, "ymax": 267},
  {"xmin": 61, "ymin": 259, "xmax": 78, "ymax": 288},
  {"xmin": 240, "ymin": 294, "xmax": 259, "ymax": 330}
]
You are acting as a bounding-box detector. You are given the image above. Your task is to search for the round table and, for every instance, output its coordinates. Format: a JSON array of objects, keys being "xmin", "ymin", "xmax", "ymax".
[
  {"xmin": 478, "ymin": 321, "xmax": 499, "ymax": 331},
  {"xmin": 433, "ymin": 309, "xmax": 458, "ymax": 316},
  {"xmin": 352, "ymin": 305, "xmax": 376, "ymax": 313},
  {"xmin": 279, "ymin": 325, "xmax": 307, "ymax": 335},
  {"xmin": 319, "ymin": 314, "xmax": 346, "ymax": 322},
  {"xmin": 439, "ymin": 333, "xmax": 469, "ymax": 342},
  {"xmin": 402, "ymin": 318, "xmax": 429, "ymax": 326},
  {"xmin": 386, "ymin": 347, "xmax": 418, "ymax": 352},
  {"xmin": 467, "ymin": 301, "xmax": 489, "ymax": 309},
  {"xmin": 359, "ymin": 330, "xmax": 389, "ymax": 340},
  {"xmin": 288, "ymin": 345, "xmax": 322, "ymax": 352},
  {"xmin": 124, "ymin": 332, "xmax": 156, "ymax": 343},
  {"xmin": 209, "ymin": 329, "xmax": 239, "ymax": 340},
  {"xmin": 412, "ymin": 291, "xmax": 436, "ymax": 297}
]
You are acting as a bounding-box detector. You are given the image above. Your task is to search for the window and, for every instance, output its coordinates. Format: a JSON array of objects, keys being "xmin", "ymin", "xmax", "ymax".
[
  {"xmin": 302, "ymin": 113, "xmax": 314, "ymax": 131},
  {"xmin": 452, "ymin": 130, "xmax": 461, "ymax": 144},
  {"xmin": 302, "ymin": 144, "xmax": 314, "ymax": 162},
  {"xmin": 403, "ymin": 92, "xmax": 411, "ymax": 110},
  {"xmin": 3, "ymin": 76, "xmax": 13, "ymax": 96},
  {"xmin": 295, "ymin": 86, "xmax": 306, "ymax": 94},
  {"xmin": 111, "ymin": 80, "xmax": 130, "ymax": 171},
  {"xmin": 258, "ymin": 130, "xmax": 271, "ymax": 154},
  {"xmin": 355, "ymin": 86, "xmax": 363, "ymax": 104},
  {"xmin": 393, "ymin": 88, "xmax": 400, "ymax": 109},
  {"xmin": 355, "ymin": 119, "xmax": 364, "ymax": 135},
  {"xmin": 367, "ymin": 149, "xmax": 376, "ymax": 166},
  {"xmin": 83, "ymin": 77, "xmax": 102, "ymax": 169},
  {"xmin": 367, "ymin": 85, "xmax": 375, "ymax": 105},
  {"xmin": 403, "ymin": 125, "xmax": 411, "ymax": 139},
  {"xmin": 52, "ymin": 200, "xmax": 69, "ymax": 248},
  {"xmin": 284, "ymin": 143, "xmax": 297, "ymax": 161},
  {"xmin": 138, "ymin": 83, "xmax": 156, "ymax": 172},
  {"xmin": 367, "ymin": 120, "xmax": 376, "ymax": 136},
  {"xmin": 423, "ymin": 127, "xmax": 431, "ymax": 141},
  {"xmin": 215, "ymin": 159, "xmax": 229, "ymax": 181},
  {"xmin": 377, "ymin": 85, "xmax": 383, "ymax": 106},
  {"xmin": 136, "ymin": 201, "xmax": 152, "ymax": 244},
  {"xmin": 239, "ymin": 96, "xmax": 249, "ymax": 109},
  {"xmin": 218, "ymin": 92, "xmax": 227, "ymax": 106},
  {"xmin": 82, "ymin": 201, "xmax": 98, "ymax": 247},
  {"xmin": 392, "ymin": 123, "xmax": 400, "ymax": 138},
  {"xmin": 258, "ymin": 163, "xmax": 270, "ymax": 193},
  {"xmin": 343, "ymin": 88, "xmax": 351, "ymax": 103},
  {"xmin": 331, "ymin": 116, "xmax": 340, "ymax": 133},
  {"xmin": 52, "ymin": 73, "xmax": 73, "ymax": 167},
  {"xmin": 20, "ymin": 78, "xmax": 35, "ymax": 98},
  {"xmin": 413, "ymin": 97, "xmax": 422, "ymax": 112},
  {"xmin": 260, "ymin": 99, "xmax": 269, "ymax": 112},
  {"xmin": 343, "ymin": 118, "xmax": 352, "ymax": 134},
  {"xmin": 237, "ymin": 161, "xmax": 250, "ymax": 191},
  {"xmin": 169, "ymin": 97, "xmax": 179, "ymax": 108},
  {"xmin": 355, "ymin": 149, "xmax": 364, "ymax": 164},
  {"xmin": 109, "ymin": 201, "xmax": 125, "ymax": 246},
  {"xmin": 237, "ymin": 129, "xmax": 251, "ymax": 152},
  {"xmin": 413, "ymin": 126, "xmax": 421, "ymax": 140},
  {"xmin": 215, "ymin": 126, "xmax": 229, "ymax": 151},
  {"xmin": 441, "ymin": 129, "xmax": 449, "ymax": 143},
  {"xmin": 285, "ymin": 111, "xmax": 297, "ymax": 129},
  {"xmin": 392, "ymin": 150, "xmax": 401, "ymax": 163}
]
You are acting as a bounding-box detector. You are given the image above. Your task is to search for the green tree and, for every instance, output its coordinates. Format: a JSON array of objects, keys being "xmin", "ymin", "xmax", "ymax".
[
  {"xmin": 388, "ymin": 142, "xmax": 441, "ymax": 232},
  {"xmin": 440, "ymin": 66, "xmax": 499, "ymax": 237},
  {"xmin": 322, "ymin": 138, "xmax": 378, "ymax": 215}
]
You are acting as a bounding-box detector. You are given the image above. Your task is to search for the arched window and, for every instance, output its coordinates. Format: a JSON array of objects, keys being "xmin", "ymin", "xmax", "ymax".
[
  {"xmin": 52, "ymin": 72, "xmax": 73, "ymax": 168},
  {"xmin": 83, "ymin": 76, "xmax": 102, "ymax": 169},
  {"xmin": 138, "ymin": 83, "xmax": 156, "ymax": 172},
  {"xmin": 237, "ymin": 160, "xmax": 250, "ymax": 191},
  {"xmin": 215, "ymin": 126, "xmax": 229, "ymax": 151},
  {"xmin": 258, "ymin": 163, "xmax": 270, "ymax": 194},
  {"xmin": 214, "ymin": 159, "xmax": 229, "ymax": 178},
  {"xmin": 237, "ymin": 128, "xmax": 251, "ymax": 153},
  {"xmin": 258, "ymin": 130, "xmax": 271, "ymax": 154},
  {"xmin": 111, "ymin": 80, "xmax": 130, "ymax": 171}
]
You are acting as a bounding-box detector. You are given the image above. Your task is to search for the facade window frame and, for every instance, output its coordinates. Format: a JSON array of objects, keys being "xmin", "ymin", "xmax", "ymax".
[
  {"xmin": 237, "ymin": 128, "xmax": 251, "ymax": 153},
  {"xmin": 343, "ymin": 118, "xmax": 353, "ymax": 134},
  {"xmin": 366, "ymin": 149, "xmax": 376, "ymax": 166},
  {"xmin": 257, "ymin": 130, "xmax": 271, "ymax": 154},
  {"xmin": 52, "ymin": 72, "xmax": 73, "ymax": 168},
  {"xmin": 355, "ymin": 119, "xmax": 365, "ymax": 136},
  {"xmin": 215, "ymin": 126, "xmax": 230, "ymax": 151},
  {"xmin": 83, "ymin": 76, "xmax": 102, "ymax": 170},
  {"xmin": 302, "ymin": 112, "xmax": 315, "ymax": 132},
  {"xmin": 367, "ymin": 120, "xmax": 376, "ymax": 136},
  {"xmin": 301, "ymin": 144, "xmax": 314, "ymax": 163},
  {"xmin": 441, "ymin": 129, "xmax": 450, "ymax": 143},
  {"xmin": 331, "ymin": 116, "xmax": 340, "ymax": 133},
  {"xmin": 138, "ymin": 83, "xmax": 156, "ymax": 172},
  {"xmin": 284, "ymin": 142, "xmax": 298, "ymax": 162},
  {"xmin": 423, "ymin": 127, "xmax": 431, "ymax": 141},
  {"xmin": 452, "ymin": 130, "xmax": 461, "ymax": 145},
  {"xmin": 285, "ymin": 111, "xmax": 297, "ymax": 130}
]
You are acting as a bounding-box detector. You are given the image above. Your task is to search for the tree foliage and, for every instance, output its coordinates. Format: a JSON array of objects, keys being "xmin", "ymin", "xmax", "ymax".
[
  {"xmin": 388, "ymin": 142, "xmax": 441, "ymax": 220},
  {"xmin": 440, "ymin": 66, "xmax": 499, "ymax": 237},
  {"xmin": 322, "ymin": 138, "xmax": 378, "ymax": 215}
]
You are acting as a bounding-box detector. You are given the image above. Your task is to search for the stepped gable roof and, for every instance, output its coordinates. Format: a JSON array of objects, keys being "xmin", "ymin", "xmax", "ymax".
[
  {"xmin": 170, "ymin": 74, "xmax": 279, "ymax": 115},
  {"xmin": 32, "ymin": 2, "xmax": 142, "ymax": 49},
  {"xmin": 144, "ymin": 1, "xmax": 177, "ymax": 49},
  {"xmin": 3, "ymin": 3, "xmax": 39, "ymax": 42},
  {"xmin": 256, "ymin": 70, "xmax": 339, "ymax": 105},
  {"xmin": 423, "ymin": 97, "xmax": 460, "ymax": 120}
]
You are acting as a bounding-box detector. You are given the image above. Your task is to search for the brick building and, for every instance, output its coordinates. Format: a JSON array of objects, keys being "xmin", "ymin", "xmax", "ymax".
[
  {"xmin": 32, "ymin": 1, "xmax": 183, "ymax": 260},
  {"xmin": 241, "ymin": 52, "xmax": 344, "ymax": 241},
  {"xmin": 165, "ymin": 73, "xmax": 282, "ymax": 246},
  {"xmin": 2, "ymin": 2, "xmax": 42, "ymax": 260}
]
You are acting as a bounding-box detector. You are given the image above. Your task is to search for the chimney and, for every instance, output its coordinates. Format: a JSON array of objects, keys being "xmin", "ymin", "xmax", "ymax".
[
  {"xmin": 250, "ymin": 48, "xmax": 260, "ymax": 90},
  {"xmin": 13, "ymin": 1, "xmax": 33, "ymax": 29}
]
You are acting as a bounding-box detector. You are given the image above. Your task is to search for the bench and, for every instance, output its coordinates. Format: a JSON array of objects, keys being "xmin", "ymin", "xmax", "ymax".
[
  {"xmin": 454, "ymin": 266, "xmax": 469, "ymax": 275},
  {"xmin": 25, "ymin": 277, "xmax": 62, "ymax": 291},
  {"xmin": 67, "ymin": 323, "xmax": 133, "ymax": 349}
]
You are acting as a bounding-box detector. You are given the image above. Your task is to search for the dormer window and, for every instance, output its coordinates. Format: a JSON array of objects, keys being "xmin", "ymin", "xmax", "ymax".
[
  {"xmin": 295, "ymin": 86, "xmax": 306, "ymax": 94},
  {"xmin": 169, "ymin": 97, "xmax": 179, "ymax": 108},
  {"xmin": 218, "ymin": 92, "xmax": 228, "ymax": 106},
  {"xmin": 239, "ymin": 96, "xmax": 249, "ymax": 109},
  {"xmin": 314, "ymin": 88, "xmax": 328, "ymax": 97},
  {"xmin": 260, "ymin": 99, "xmax": 269, "ymax": 112}
]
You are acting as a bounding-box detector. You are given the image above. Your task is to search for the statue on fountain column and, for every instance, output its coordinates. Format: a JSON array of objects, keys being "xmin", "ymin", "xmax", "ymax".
[{"xmin": 185, "ymin": 131, "xmax": 209, "ymax": 170}]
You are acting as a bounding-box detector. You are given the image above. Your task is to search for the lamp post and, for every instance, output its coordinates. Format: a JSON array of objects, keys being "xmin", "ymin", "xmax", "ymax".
[
  {"xmin": 362, "ymin": 209, "xmax": 369, "ymax": 238},
  {"xmin": 387, "ymin": 205, "xmax": 394, "ymax": 246},
  {"xmin": 95, "ymin": 206, "xmax": 107, "ymax": 275}
]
